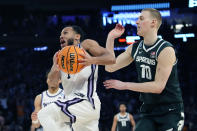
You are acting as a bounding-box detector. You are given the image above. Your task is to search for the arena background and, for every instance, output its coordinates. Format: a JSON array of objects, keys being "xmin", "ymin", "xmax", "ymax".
[{"xmin": 0, "ymin": 0, "xmax": 196, "ymax": 130}]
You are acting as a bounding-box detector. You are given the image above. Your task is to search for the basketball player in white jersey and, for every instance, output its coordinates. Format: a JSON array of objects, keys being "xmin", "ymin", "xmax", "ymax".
[
  {"xmin": 111, "ymin": 103, "xmax": 135, "ymax": 131},
  {"xmin": 37, "ymin": 25, "xmax": 116, "ymax": 131},
  {"xmin": 31, "ymin": 72, "xmax": 64, "ymax": 131}
]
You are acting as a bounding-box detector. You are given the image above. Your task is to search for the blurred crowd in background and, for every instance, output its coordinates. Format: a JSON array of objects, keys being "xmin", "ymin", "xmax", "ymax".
[{"xmin": 0, "ymin": 7, "xmax": 197, "ymax": 131}]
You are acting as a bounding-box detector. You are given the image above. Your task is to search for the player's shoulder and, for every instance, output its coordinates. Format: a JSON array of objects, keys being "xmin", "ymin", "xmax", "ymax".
[
  {"xmin": 34, "ymin": 94, "xmax": 42, "ymax": 106},
  {"xmin": 130, "ymin": 40, "xmax": 143, "ymax": 57},
  {"xmin": 35, "ymin": 94, "xmax": 42, "ymax": 100},
  {"xmin": 81, "ymin": 39, "xmax": 98, "ymax": 48},
  {"xmin": 128, "ymin": 113, "xmax": 133, "ymax": 117},
  {"xmin": 132, "ymin": 40, "xmax": 143, "ymax": 47},
  {"xmin": 114, "ymin": 113, "xmax": 119, "ymax": 119},
  {"xmin": 156, "ymin": 39, "xmax": 175, "ymax": 59},
  {"xmin": 160, "ymin": 39, "xmax": 173, "ymax": 47}
]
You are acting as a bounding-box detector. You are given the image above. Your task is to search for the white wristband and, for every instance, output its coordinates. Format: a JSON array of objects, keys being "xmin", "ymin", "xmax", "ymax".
[{"xmin": 32, "ymin": 119, "xmax": 39, "ymax": 124}]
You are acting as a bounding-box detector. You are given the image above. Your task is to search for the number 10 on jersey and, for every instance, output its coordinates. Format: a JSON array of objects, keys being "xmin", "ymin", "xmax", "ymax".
[{"xmin": 140, "ymin": 65, "xmax": 152, "ymax": 80}]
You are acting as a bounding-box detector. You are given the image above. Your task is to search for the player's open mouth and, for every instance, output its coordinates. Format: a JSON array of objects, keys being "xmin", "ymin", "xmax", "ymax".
[{"xmin": 60, "ymin": 39, "xmax": 66, "ymax": 44}]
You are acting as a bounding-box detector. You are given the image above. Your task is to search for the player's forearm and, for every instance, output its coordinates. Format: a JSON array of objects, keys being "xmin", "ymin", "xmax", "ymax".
[
  {"xmin": 106, "ymin": 35, "xmax": 116, "ymax": 58},
  {"xmin": 124, "ymin": 81, "xmax": 164, "ymax": 94},
  {"xmin": 90, "ymin": 35, "xmax": 116, "ymax": 65},
  {"xmin": 105, "ymin": 36, "xmax": 117, "ymax": 70},
  {"xmin": 91, "ymin": 52, "xmax": 116, "ymax": 65},
  {"xmin": 132, "ymin": 126, "xmax": 135, "ymax": 131},
  {"xmin": 48, "ymin": 64, "xmax": 60, "ymax": 80},
  {"xmin": 111, "ymin": 126, "xmax": 116, "ymax": 131}
]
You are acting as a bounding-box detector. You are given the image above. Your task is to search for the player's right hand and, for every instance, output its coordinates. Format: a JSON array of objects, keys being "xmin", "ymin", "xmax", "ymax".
[
  {"xmin": 31, "ymin": 111, "xmax": 41, "ymax": 128},
  {"xmin": 31, "ymin": 111, "xmax": 38, "ymax": 121},
  {"xmin": 108, "ymin": 24, "xmax": 125, "ymax": 39}
]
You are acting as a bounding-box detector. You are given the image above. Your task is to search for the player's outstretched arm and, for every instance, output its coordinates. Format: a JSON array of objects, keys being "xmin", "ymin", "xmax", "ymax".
[
  {"xmin": 105, "ymin": 24, "xmax": 134, "ymax": 72},
  {"xmin": 129, "ymin": 114, "xmax": 136, "ymax": 131},
  {"xmin": 79, "ymin": 39, "xmax": 116, "ymax": 66},
  {"xmin": 111, "ymin": 115, "xmax": 118, "ymax": 131},
  {"xmin": 104, "ymin": 47, "xmax": 176, "ymax": 94},
  {"xmin": 31, "ymin": 95, "xmax": 42, "ymax": 128}
]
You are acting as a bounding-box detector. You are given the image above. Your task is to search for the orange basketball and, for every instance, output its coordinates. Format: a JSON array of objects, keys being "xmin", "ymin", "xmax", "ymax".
[{"xmin": 57, "ymin": 45, "xmax": 85, "ymax": 74}]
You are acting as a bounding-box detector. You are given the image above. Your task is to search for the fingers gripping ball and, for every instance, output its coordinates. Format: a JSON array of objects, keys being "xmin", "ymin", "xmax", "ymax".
[{"xmin": 58, "ymin": 46, "xmax": 85, "ymax": 74}]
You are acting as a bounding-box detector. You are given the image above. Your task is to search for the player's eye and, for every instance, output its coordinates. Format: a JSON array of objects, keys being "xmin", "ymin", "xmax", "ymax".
[{"xmin": 138, "ymin": 16, "xmax": 143, "ymax": 21}]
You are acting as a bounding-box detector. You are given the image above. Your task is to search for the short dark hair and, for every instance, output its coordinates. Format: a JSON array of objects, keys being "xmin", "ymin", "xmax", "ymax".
[
  {"xmin": 66, "ymin": 25, "xmax": 85, "ymax": 42},
  {"xmin": 119, "ymin": 103, "xmax": 127, "ymax": 107}
]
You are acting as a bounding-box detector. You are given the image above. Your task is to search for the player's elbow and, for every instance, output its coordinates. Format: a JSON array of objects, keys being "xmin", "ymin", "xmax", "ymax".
[
  {"xmin": 154, "ymin": 84, "xmax": 165, "ymax": 94},
  {"xmin": 105, "ymin": 51, "xmax": 116, "ymax": 64},
  {"xmin": 105, "ymin": 66, "xmax": 116, "ymax": 73},
  {"xmin": 109, "ymin": 56, "xmax": 116, "ymax": 64},
  {"xmin": 155, "ymin": 88, "xmax": 163, "ymax": 94}
]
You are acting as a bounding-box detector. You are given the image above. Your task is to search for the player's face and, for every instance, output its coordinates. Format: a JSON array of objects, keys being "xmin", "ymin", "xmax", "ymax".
[
  {"xmin": 119, "ymin": 104, "xmax": 126, "ymax": 112},
  {"xmin": 60, "ymin": 27, "xmax": 76, "ymax": 48},
  {"xmin": 47, "ymin": 78, "xmax": 59, "ymax": 89},
  {"xmin": 136, "ymin": 11, "xmax": 153, "ymax": 37}
]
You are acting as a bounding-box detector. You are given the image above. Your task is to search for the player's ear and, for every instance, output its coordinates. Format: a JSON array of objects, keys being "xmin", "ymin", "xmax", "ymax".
[
  {"xmin": 75, "ymin": 34, "xmax": 81, "ymax": 41},
  {"xmin": 58, "ymin": 80, "xmax": 61, "ymax": 84},
  {"xmin": 46, "ymin": 78, "xmax": 49, "ymax": 84},
  {"xmin": 151, "ymin": 19, "xmax": 157, "ymax": 28}
]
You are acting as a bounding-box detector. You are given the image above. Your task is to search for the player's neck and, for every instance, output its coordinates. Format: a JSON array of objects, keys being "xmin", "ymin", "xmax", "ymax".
[
  {"xmin": 73, "ymin": 40, "xmax": 80, "ymax": 46},
  {"xmin": 120, "ymin": 112, "xmax": 126, "ymax": 115},
  {"xmin": 143, "ymin": 32, "xmax": 158, "ymax": 46},
  {"xmin": 48, "ymin": 87, "xmax": 59, "ymax": 94}
]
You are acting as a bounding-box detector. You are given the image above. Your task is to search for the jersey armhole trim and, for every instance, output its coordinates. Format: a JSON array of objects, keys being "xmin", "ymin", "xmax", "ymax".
[
  {"xmin": 156, "ymin": 42, "xmax": 177, "ymax": 66},
  {"xmin": 41, "ymin": 93, "xmax": 43, "ymax": 108},
  {"xmin": 156, "ymin": 41, "xmax": 166, "ymax": 61},
  {"xmin": 133, "ymin": 41, "xmax": 143, "ymax": 59}
]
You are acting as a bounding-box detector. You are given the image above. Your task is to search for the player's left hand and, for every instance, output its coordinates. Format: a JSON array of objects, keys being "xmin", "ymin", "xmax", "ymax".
[
  {"xmin": 103, "ymin": 79, "xmax": 126, "ymax": 90},
  {"xmin": 78, "ymin": 51, "xmax": 95, "ymax": 67}
]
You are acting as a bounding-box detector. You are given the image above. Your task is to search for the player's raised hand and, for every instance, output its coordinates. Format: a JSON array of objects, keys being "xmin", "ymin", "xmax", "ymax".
[
  {"xmin": 103, "ymin": 79, "xmax": 126, "ymax": 90},
  {"xmin": 108, "ymin": 24, "xmax": 125, "ymax": 39}
]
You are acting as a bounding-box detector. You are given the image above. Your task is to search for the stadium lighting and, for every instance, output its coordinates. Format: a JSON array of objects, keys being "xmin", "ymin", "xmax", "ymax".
[
  {"xmin": 174, "ymin": 33, "xmax": 195, "ymax": 42},
  {"xmin": 189, "ymin": 0, "xmax": 197, "ymax": 7},
  {"xmin": 102, "ymin": 10, "xmax": 170, "ymax": 26},
  {"xmin": 34, "ymin": 46, "xmax": 48, "ymax": 51},
  {"xmin": 0, "ymin": 47, "xmax": 6, "ymax": 51},
  {"xmin": 111, "ymin": 3, "xmax": 170, "ymax": 11}
]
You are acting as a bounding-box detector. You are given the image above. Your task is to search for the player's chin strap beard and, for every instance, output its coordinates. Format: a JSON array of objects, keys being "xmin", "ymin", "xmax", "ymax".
[
  {"xmin": 67, "ymin": 38, "xmax": 74, "ymax": 46},
  {"xmin": 50, "ymin": 86, "xmax": 58, "ymax": 91}
]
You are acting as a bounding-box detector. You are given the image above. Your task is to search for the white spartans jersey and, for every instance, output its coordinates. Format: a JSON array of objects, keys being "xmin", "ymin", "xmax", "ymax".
[
  {"xmin": 41, "ymin": 88, "xmax": 65, "ymax": 108},
  {"xmin": 61, "ymin": 64, "xmax": 98, "ymax": 108}
]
